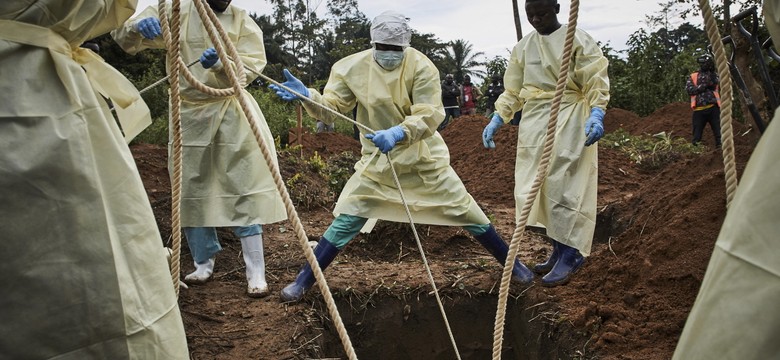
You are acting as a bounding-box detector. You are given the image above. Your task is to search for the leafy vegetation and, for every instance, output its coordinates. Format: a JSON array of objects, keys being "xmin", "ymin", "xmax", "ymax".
[
  {"xmin": 602, "ymin": 129, "xmax": 705, "ymax": 171},
  {"xmin": 94, "ymin": 0, "xmax": 775, "ymax": 145}
]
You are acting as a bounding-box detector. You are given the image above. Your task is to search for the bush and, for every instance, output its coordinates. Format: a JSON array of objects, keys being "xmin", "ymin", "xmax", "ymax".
[
  {"xmin": 129, "ymin": 84, "xmax": 360, "ymax": 147},
  {"xmin": 133, "ymin": 116, "xmax": 169, "ymax": 145},
  {"xmin": 602, "ymin": 129, "xmax": 704, "ymax": 171}
]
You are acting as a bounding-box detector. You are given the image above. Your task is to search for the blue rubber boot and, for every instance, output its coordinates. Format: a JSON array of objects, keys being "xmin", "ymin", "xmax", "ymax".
[
  {"xmin": 541, "ymin": 242, "xmax": 585, "ymax": 287},
  {"xmin": 280, "ymin": 237, "xmax": 340, "ymax": 302},
  {"xmin": 533, "ymin": 240, "xmax": 561, "ymax": 274},
  {"xmin": 474, "ymin": 226, "xmax": 534, "ymax": 285}
]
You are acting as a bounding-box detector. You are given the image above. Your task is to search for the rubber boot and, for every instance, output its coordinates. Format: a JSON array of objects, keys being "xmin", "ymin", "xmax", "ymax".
[
  {"xmin": 541, "ymin": 242, "xmax": 585, "ymax": 287},
  {"xmin": 280, "ymin": 237, "xmax": 340, "ymax": 303},
  {"xmin": 474, "ymin": 226, "xmax": 534, "ymax": 285},
  {"xmin": 184, "ymin": 257, "xmax": 215, "ymax": 285},
  {"xmin": 241, "ymin": 234, "xmax": 269, "ymax": 298},
  {"xmin": 533, "ymin": 240, "xmax": 561, "ymax": 274}
]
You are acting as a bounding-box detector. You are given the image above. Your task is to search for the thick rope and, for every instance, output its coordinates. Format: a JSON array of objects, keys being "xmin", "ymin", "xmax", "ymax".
[
  {"xmin": 699, "ymin": 0, "xmax": 738, "ymax": 207},
  {"xmin": 159, "ymin": 1, "xmax": 358, "ymax": 358},
  {"xmin": 158, "ymin": 0, "xmax": 184, "ymax": 298},
  {"xmin": 491, "ymin": 0, "xmax": 580, "ymax": 357},
  {"xmin": 259, "ymin": 73, "xmax": 464, "ymax": 359}
]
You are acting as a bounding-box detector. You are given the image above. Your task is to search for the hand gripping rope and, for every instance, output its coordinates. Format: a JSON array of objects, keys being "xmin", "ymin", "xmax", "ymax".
[
  {"xmin": 156, "ymin": 0, "xmax": 365, "ymax": 358},
  {"xmin": 256, "ymin": 71, "xmax": 467, "ymax": 359},
  {"xmin": 157, "ymin": 0, "xmax": 467, "ymax": 358}
]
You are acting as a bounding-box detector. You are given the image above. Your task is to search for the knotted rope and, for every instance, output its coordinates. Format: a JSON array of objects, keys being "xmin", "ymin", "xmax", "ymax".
[{"xmin": 158, "ymin": 0, "xmax": 358, "ymax": 358}]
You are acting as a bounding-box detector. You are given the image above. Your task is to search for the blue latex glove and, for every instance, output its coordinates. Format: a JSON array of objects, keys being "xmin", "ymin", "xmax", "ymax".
[
  {"xmin": 199, "ymin": 48, "xmax": 219, "ymax": 69},
  {"xmin": 482, "ymin": 113, "xmax": 504, "ymax": 149},
  {"xmin": 584, "ymin": 107, "xmax": 605, "ymax": 146},
  {"xmin": 268, "ymin": 69, "xmax": 310, "ymax": 101},
  {"xmin": 365, "ymin": 126, "xmax": 405, "ymax": 153},
  {"xmin": 135, "ymin": 17, "xmax": 162, "ymax": 39}
]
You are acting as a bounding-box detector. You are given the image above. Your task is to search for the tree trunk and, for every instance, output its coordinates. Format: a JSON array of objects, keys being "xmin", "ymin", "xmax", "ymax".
[
  {"xmin": 512, "ymin": 0, "xmax": 523, "ymax": 41},
  {"xmin": 731, "ymin": 26, "xmax": 770, "ymax": 124}
]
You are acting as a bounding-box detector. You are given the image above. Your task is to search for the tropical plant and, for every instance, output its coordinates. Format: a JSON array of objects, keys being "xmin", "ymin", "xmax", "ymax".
[{"xmin": 441, "ymin": 39, "xmax": 486, "ymax": 83}]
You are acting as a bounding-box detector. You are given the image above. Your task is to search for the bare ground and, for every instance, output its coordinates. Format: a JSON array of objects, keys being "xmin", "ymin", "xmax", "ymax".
[{"xmin": 131, "ymin": 102, "xmax": 760, "ymax": 359}]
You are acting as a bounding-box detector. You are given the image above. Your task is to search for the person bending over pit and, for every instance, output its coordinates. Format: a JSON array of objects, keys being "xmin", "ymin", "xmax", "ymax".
[
  {"xmin": 269, "ymin": 10, "xmax": 535, "ymax": 302},
  {"xmin": 482, "ymin": 0, "xmax": 610, "ymax": 286}
]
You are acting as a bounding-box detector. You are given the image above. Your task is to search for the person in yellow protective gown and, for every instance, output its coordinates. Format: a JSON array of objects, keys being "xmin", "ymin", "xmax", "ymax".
[
  {"xmin": 112, "ymin": 0, "xmax": 287, "ymax": 298},
  {"xmin": 268, "ymin": 10, "xmax": 535, "ymax": 303},
  {"xmin": 481, "ymin": 0, "xmax": 610, "ymax": 287},
  {"xmin": 0, "ymin": 1, "xmax": 188, "ymax": 358},
  {"xmin": 673, "ymin": 2, "xmax": 780, "ymax": 358}
]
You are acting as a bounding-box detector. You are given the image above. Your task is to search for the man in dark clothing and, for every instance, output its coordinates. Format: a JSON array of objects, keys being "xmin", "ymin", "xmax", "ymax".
[
  {"xmin": 485, "ymin": 74, "xmax": 504, "ymax": 116},
  {"xmin": 685, "ymin": 53, "xmax": 721, "ymax": 148},
  {"xmin": 440, "ymin": 73, "xmax": 460, "ymax": 130}
]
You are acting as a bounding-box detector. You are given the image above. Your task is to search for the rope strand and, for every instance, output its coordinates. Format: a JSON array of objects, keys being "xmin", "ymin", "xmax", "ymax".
[
  {"xmin": 698, "ymin": 0, "xmax": 738, "ymax": 207},
  {"xmin": 491, "ymin": 0, "xmax": 580, "ymax": 357}
]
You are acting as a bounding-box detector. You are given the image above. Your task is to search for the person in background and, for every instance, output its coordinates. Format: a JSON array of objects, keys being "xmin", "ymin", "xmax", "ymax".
[
  {"xmin": 672, "ymin": 1, "xmax": 780, "ymax": 357},
  {"xmin": 685, "ymin": 52, "xmax": 722, "ymax": 148},
  {"xmin": 440, "ymin": 73, "xmax": 461, "ymax": 130},
  {"xmin": 112, "ymin": 0, "xmax": 287, "ymax": 298},
  {"xmin": 485, "ymin": 74, "xmax": 505, "ymax": 116},
  {"xmin": 482, "ymin": 0, "xmax": 610, "ymax": 286},
  {"xmin": 0, "ymin": 1, "xmax": 188, "ymax": 358},
  {"xmin": 460, "ymin": 74, "xmax": 482, "ymax": 115},
  {"xmin": 269, "ymin": 10, "xmax": 534, "ymax": 303}
]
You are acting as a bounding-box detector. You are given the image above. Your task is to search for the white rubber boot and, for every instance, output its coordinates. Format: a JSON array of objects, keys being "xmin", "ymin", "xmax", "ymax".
[
  {"xmin": 241, "ymin": 234, "xmax": 269, "ymax": 298},
  {"xmin": 184, "ymin": 257, "xmax": 215, "ymax": 285}
]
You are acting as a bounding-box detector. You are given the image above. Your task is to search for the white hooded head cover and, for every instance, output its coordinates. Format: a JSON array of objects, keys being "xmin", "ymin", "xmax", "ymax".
[{"xmin": 370, "ymin": 10, "xmax": 412, "ymax": 48}]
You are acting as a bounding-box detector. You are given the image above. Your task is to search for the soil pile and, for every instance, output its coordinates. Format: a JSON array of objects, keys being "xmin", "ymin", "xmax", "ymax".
[{"xmin": 130, "ymin": 103, "xmax": 760, "ymax": 359}]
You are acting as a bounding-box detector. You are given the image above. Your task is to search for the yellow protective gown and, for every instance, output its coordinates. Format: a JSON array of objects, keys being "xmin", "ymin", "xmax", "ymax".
[
  {"xmin": 303, "ymin": 48, "xmax": 490, "ymax": 227},
  {"xmin": 673, "ymin": 2, "xmax": 780, "ymax": 358},
  {"xmin": 494, "ymin": 25, "xmax": 610, "ymax": 256},
  {"xmin": 0, "ymin": 1, "xmax": 188, "ymax": 359},
  {"xmin": 112, "ymin": 1, "xmax": 286, "ymax": 227}
]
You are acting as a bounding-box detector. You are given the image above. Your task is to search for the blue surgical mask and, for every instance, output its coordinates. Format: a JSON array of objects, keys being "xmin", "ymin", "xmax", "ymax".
[{"xmin": 373, "ymin": 49, "xmax": 404, "ymax": 70}]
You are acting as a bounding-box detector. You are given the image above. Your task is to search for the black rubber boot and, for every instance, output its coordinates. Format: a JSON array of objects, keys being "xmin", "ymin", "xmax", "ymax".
[
  {"xmin": 474, "ymin": 226, "xmax": 534, "ymax": 285},
  {"xmin": 541, "ymin": 242, "xmax": 585, "ymax": 287},
  {"xmin": 280, "ymin": 237, "xmax": 340, "ymax": 302},
  {"xmin": 533, "ymin": 240, "xmax": 561, "ymax": 274}
]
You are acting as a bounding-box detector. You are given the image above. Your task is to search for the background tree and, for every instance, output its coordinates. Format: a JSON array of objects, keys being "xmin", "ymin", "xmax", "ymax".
[
  {"xmin": 484, "ymin": 55, "xmax": 508, "ymax": 79},
  {"xmin": 441, "ymin": 39, "xmax": 486, "ymax": 83},
  {"xmin": 512, "ymin": 0, "xmax": 523, "ymax": 41},
  {"xmin": 322, "ymin": 0, "xmax": 371, "ymax": 80},
  {"xmin": 668, "ymin": 0, "xmax": 775, "ymax": 121}
]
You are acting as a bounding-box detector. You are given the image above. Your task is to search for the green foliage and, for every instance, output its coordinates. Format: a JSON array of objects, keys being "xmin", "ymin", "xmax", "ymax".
[
  {"xmin": 411, "ymin": 31, "xmax": 448, "ymax": 69},
  {"xmin": 307, "ymin": 151, "xmax": 327, "ymax": 173},
  {"xmin": 602, "ymin": 129, "xmax": 704, "ymax": 170},
  {"xmin": 440, "ymin": 39, "xmax": 486, "ymax": 83},
  {"xmin": 132, "ymin": 117, "xmax": 169, "ymax": 145},
  {"xmin": 484, "ymin": 56, "xmax": 508, "ymax": 79},
  {"xmin": 249, "ymin": 87, "xmax": 301, "ymax": 147},
  {"xmin": 135, "ymin": 65, "xmax": 170, "ymax": 120},
  {"xmin": 323, "ymin": 151, "xmax": 359, "ymax": 201}
]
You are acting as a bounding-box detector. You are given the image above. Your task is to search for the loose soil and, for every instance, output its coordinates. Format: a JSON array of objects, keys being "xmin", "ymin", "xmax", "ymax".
[{"xmin": 131, "ymin": 102, "xmax": 760, "ymax": 359}]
